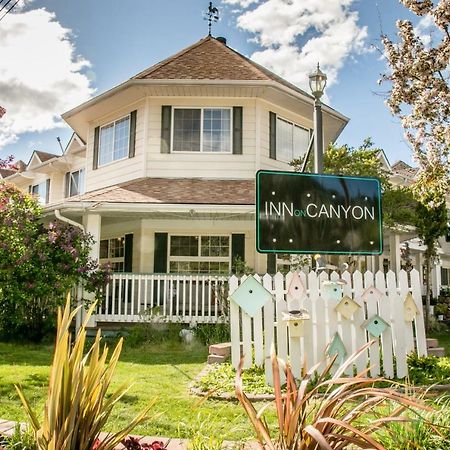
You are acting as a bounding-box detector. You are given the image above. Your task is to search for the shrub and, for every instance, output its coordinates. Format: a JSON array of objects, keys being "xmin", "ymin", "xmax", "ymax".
[
  {"xmin": 236, "ymin": 342, "xmax": 430, "ymax": 449},
  {"xmin": 407, "ymin": 353, "xmax": 450, "ymax": 385},
  {"xmin": 16, "ymin": 296, "xmax": 152, "ymax": 450},
  {"xmin": 0, "ymin": 181, "xmax": 110, "ymax": 342},
  {"xmin": 193, "ymin": 323, "xmax": 230, "ymax": 346}
]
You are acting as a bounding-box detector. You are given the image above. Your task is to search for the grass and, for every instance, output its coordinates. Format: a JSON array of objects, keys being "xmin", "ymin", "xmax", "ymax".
[
  {"xmin": 0, "ymin": 339, "xmax": 274, "ymax": 442},
  {"xmin": 429, "ymin": 327, "xmax": 450, "ymax": 356}
]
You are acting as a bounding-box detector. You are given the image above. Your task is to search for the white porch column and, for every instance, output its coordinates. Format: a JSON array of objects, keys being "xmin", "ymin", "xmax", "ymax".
[
  {"xmin": 431, "ymin": 260, "xmax": 442, "ymax": 299},
  {"xmin": 80, "ymin": 214, "xmax": 102, "ymax": 328},
  {"xmin": 389, "ymin": 233, "xmax": 401, "ymax": 275}
]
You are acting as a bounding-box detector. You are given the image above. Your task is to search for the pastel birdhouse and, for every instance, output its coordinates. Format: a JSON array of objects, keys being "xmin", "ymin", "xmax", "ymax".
[
  {"xmin": 327, "ymin": 332, "xmax": 347, "ymax": 365},
  {"xmin": 403, "ymin": 292, "xmax": 419, "ymax": 322},
  {"xmin": 361, "ymin": 285, "xmax": 383, "ymax": 303},
  {"xmin": 362, "ymin": 314, "xmax": 390, "ymax": 338},
  {"xmin": 282, "ymin": 309, "xmax": 310, "ymax": 337},
  {"xmin": 335, "ymin": 295, "xmax": 361, "ymax": 320},
  {"xmin": 287, "ymin": 271, "xmax": 305, "ymax": 300},
  {"xmin": 229, "ymin": 276, "xmax": 273, "ymax": 318},
  {"xmin": 321, "ymin": 280, "xmax": 345, "ymax": 301}
]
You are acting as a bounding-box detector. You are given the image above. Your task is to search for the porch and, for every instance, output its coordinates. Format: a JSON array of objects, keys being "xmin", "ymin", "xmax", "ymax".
[{"xmin": 92, "ymin": 273, "xmax": 229, "ymax": 324}]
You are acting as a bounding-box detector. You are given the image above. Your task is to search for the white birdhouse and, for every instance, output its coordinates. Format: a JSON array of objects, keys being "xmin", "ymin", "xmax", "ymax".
[
  {"xmin": 287, "ymin": 271, "xmax": 305, "ymax": 300},
  {"xmin": 361, "ymin": 285, "xmax": 383, "ymax": 303}
]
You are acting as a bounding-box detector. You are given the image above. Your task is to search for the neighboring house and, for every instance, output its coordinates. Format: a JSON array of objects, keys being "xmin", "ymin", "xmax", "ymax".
[{"xmin": 3, "ymin": 35, "xmax": 442, "ymax": 322}]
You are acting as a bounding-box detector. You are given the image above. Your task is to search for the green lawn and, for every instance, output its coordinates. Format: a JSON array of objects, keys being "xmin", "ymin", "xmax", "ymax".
[
  {"xmin": 429, "ymin": 327, "xmax": 450, "ymax": 355},
  {"xmin": 0, "ymin": 340, "xmax": 269, "ymax": 442}
]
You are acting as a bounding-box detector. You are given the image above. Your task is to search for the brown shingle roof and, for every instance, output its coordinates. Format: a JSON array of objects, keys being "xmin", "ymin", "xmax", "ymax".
[
  {"xmin": 69, "ymin": 178, "xmax": 255, "ymax": 205},
  {"xmin": 392, "ymin": 160, "xmax": 418, "ymax": 179},
  {"xmin": 35, "ymin": 151, "xmax": 59, "ymax": 162},
  {"xmin": 0, "ymin": 168, "xmax": 16, "ymax": 178},
  {"xmin": 132, "ymin": 36, "xmax": 311, "ymax": 99}
]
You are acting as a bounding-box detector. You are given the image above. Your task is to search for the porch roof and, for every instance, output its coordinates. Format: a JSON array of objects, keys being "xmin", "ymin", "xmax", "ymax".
[{"xmin": 67, "ymin": 177, "xmax": 255, "ymax": 205}]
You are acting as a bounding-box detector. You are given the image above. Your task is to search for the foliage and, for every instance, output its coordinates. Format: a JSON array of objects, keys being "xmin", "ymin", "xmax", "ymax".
[
  {"xmin": 0, "ymin": 181, "xmax": 110, "ymax": 342},
  {"xmin": 236, "ymin": 342, "xmax": 430, "ymax": 449},
  {"xmin": 434, "ymin": 302, "xmax": 448, "ymax": 317},
  {"xmin": 232, "ymin": 256, "xmax": 254, "ymax": 276},
  {"xmin": 125, "ymin": 322, "xmax": 185, "ymax": 347},
  {"xmin": 381, "ymin": 0, "xmax": 450, "ymax": 209},
  {"xmin": 195, "ymin": 363, "xmax": 274, "ymax": 396},
  {"xmin": 383, "ymin": 187, "xmax": 418, "ymax": 228},
  {"xmin": 426, "ymin": 315, "xmax": 449, "ymax": 333},
  {"xmin": 0, "ymin": 155, "xmax": 16, "ymax": 170},
  {"xmin": 407, "ymin": 353, "xmax": 450, "ymax": 385},
  {"xmin": 0, "ymin": 424, "xmax": 36, "ymax": 450},
  {"xmin": 15, "ymin": 297, "xmax": 153, "ymax": 450},
  {"xmin": 120, "ymin": 436, "xmax": 166, "ymax": 449},
  {"xmin": 377, "ymin": 396, "xmax": 450, "ymax": 450},
  {"xmin": 291, "ymin": 138, "xmax": 391, "ymax": 188},
  {"xmin": 193, "ymin": 323, "xmax": 230, "ymax": 346}
]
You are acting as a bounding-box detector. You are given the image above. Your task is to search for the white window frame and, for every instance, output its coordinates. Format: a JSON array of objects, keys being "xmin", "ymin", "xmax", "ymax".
[
  {"xmin": 31, "ymin": 180, "xmax": 49, "ymax": 205},
  {"xmin": 99, "ymin": 236, "xmax": 125, "ymax": 273},
  {"xmin": 98, "ymin": 114, "xmax": 131, "ymax": 167},
  {"xmin": 68, "ymin": 168, "xmax": 85, "ymax": 197},
  {"xmin": 170, "ymin": 107, "xmax": 233, "ymax": 154},
  {"xmin": 276, "ymin": 116, "xmax": 310, "ymax": 163},
  {"xmin": 168, "ymin": 234, "xmax": 231, "ymax": 274}
]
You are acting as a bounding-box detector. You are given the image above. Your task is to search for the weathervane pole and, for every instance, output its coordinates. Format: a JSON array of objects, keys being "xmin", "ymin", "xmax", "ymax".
[{"xmin": 205, "ymin": 2, "xmax": 219, "ymax": 36}]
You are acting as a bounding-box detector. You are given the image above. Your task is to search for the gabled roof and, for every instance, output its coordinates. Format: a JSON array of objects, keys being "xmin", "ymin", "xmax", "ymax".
[
  {"xmin": 68, "ymin": 177, "xmax": 255, "ymax": 205},
  {"xmin": 35, "ymin": 151, "xmax": 59, "ymax": 163},
  {"xmin": 392, "ymin": 160, "xmax": 418, "ymax": 180},
  {"xmin": 133, "ymin": 36, "xmax": 312, "ymax": 99}
]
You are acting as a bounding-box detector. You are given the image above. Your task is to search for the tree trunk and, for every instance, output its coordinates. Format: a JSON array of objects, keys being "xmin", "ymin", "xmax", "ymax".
[{"xmin": 425, "ymin": 255, "xmax": 431, "ymax": 333}]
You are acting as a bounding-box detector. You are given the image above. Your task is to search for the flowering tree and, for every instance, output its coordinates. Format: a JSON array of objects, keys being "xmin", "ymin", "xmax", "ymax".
[
  {"xmin": 0, "ymin": 181, "xmax": 110, "ymax": 341},
  {"xmin": 382, "ymin": 0, "xmax": 450, "ymax": 328}
]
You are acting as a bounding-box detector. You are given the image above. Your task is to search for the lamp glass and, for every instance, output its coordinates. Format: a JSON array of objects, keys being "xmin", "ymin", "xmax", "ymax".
[{"xmin": 309, "ymin": 64, "xmax": 327, "ymax": 99}]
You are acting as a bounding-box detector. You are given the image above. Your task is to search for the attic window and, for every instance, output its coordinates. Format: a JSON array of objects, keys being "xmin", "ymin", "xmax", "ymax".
[
  {"xmin": 172, "ymin": 107, "xmax": 231, "ymax": 153},
  {"xmin": 98, "ymin": 115, "xmax": 130, "ymax": 166}
]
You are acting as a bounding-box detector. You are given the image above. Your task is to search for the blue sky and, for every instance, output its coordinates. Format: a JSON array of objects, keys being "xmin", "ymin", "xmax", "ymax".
[{"xmin": 0, "ymin": 0, "xmax": 422, "ymax": 165}]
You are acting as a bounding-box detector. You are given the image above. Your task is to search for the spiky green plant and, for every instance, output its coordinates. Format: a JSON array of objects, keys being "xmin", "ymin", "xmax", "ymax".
[
  {"xmin": 16, "ymin": 296, "xmax": 153, "ymax": 450},
  {"xmin": 236, "ymin": 343, "xmax": 431, "ymax": 449}
]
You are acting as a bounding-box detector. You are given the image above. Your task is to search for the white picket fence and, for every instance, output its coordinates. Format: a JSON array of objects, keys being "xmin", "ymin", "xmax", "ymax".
[{"xmin": 229, "ymin": 269, "xmax": 427, "ymax": 385}]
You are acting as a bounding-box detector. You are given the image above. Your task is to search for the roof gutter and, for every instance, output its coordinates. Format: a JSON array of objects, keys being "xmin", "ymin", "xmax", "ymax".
[{"xmin": 55, "ymin": 209, "xmax": 85, "ymax": 231}]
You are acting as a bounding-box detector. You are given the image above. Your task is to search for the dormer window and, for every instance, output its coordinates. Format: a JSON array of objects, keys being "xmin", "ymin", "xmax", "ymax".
[
  {"xmin": 30, "ymin": 180, "xmax": 50, "ymax": 204},
  {"xmin": 93, "ymin": 110, "xmax": 137, "ymax": 170},
  {"xmin": 269, "ymin": 112, "xmax": 311, "ymax": 163},
  {"xmin": 172, "ymin": 107, "xmax": 232, "ymax": 153},
  {"xmin": 98, "ymin": 115, "xmax": 130, "ymax": 166}
]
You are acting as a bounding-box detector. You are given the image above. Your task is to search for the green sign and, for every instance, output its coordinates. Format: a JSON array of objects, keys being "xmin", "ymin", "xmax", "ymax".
[{"xmin": 256, "ymin": 170, "xmax": 383, "ymax": 255}]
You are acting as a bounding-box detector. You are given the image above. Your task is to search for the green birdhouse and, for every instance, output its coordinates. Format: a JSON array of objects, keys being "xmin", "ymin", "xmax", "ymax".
[
  {"xmin": 403, "ymin": 292, "xmax": 419, "ymax": 322},
  {"xmin": 229, "ymin": 276, "xmax": 273, "ymax": 318},
  {"xmin": 335, "ymin": 295, "xmax": 361, "ymax": 320},
  {"xmin": 362, "ymin": 314, "xmax": 390, "ymax": 337},
  {"xmin": 321, "ymin": 280, "xmax": 345, "ymax": 301},
  {"xmin": 327, "ymin": 332, "xmax": 347, "ymax": 365}
]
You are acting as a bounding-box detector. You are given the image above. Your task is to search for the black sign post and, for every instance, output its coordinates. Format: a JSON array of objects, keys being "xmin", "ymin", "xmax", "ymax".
[{"xmin": 256, "ymin": 170, "xmax": 383, "ymax": 255}]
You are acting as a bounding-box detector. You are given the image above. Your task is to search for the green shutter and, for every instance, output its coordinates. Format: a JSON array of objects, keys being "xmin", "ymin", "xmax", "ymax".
[
  {"xmin": 267, "ymin": 253, "xmax": 276, "ymax": 274},
  {"xmin": 232, "ymin": 106, "xmax": 243, "ymax": 155},
  {"xmin": 269, "ymin": 111, "xmax": 277, "ymax": 160},
  {"xmin": 231, "ymin": 233, "xmax": 245, "ymax": 273},
  {"xmin": 161, "ymin": 106, "xmax": 172, "ymax": 154},
  {"xmin": 93, "ymin": 126, "xmax": 100, "ymax": 169},
  {"xmin": 124, "ymin": 234, "xmax": 134, "ymax": 272},
  {"xmin": 154, "ymin": 232, "xmax": 168, "ymax": 273},
  {"xmin": 45, "ymin": 179, "xmax": 50, "ymax": 204},
  {"xmin": 128, "ymin": 110, "xmax": 137, "ymax": 158}
]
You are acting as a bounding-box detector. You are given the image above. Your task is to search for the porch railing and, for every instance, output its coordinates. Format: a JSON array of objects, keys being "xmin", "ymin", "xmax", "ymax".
[{"xmin": 95, "ymin": 273, "xmax": 229, "ymax": 323}]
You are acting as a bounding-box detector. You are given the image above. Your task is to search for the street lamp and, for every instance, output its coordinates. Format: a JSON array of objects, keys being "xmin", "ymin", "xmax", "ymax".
[{"xmin": 309, "ymin": 63, "xmax": 327, "ymax": 173}]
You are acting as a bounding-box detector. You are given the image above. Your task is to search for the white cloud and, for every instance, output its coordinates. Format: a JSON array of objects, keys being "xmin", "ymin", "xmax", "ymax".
[
  {"xmin": 222, "ymin": 0, "xmax": 259, "ymax": 8},
  {"xmin": 225, "ymin": 0, "xmax": 367, "ymax": 93},
  {"xmin": 0, "ymin": 8, "xmax": 94, "ymax": 149}
]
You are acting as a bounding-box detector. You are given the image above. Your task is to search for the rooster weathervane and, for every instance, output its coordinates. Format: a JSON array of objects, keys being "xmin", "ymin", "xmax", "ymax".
[{"xmin": 204, "ymin": 2, "xmax": 219, "ymax": 36}]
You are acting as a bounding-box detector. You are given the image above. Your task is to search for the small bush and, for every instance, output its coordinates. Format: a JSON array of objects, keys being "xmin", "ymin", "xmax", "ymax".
[
  {"xmin": 407, "ymin": 353, "xmax": 450, "ymax": 385},
  {"xmin": 193, "ymin": 323, "xmax": 230, "ymax": 346},
  {"xmin": 0, "ymin": 424, "xmax": 36, "ymax": 450},
  {"xmin": 125, "ymin": 322, "xmax": 184, "ymax": 347}
]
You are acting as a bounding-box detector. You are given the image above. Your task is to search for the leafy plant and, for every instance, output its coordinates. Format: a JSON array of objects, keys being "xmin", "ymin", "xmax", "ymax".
[
  {"xmin": 193, "ymin": 323, "xmax": 230, "ymax": 346},
  {"xmin": 407, "ymin": 353, "xmax": 450, "ymax": 385},
  {"xmin": 15, "ymin": 296, "xmax": 153, "ymax": 450},
  {"xmin": 0, "ymin": 424, "xmax": 36, "ymax": 450},
  {"xmin": 434, "ymin": 303, "xmax": 448, "ymax": 317},
  {"xmin": 236, "ymin": 342, "xmax": 431, "ymax": 449}
]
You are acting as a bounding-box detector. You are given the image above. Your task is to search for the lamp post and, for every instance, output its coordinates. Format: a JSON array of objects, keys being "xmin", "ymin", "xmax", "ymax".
[{"xmin": 309, "ymin": 63, "xmax": 327, "ymax": 173}]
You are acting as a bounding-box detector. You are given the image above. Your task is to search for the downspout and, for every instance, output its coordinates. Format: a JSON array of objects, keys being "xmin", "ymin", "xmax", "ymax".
[
  {"xmin": 54, "ymin": 209, "xmax": 84, "ymax": 331},
  {"xmin": 55, "ymin": 209, "xmax": 84, "ymax": 231}
]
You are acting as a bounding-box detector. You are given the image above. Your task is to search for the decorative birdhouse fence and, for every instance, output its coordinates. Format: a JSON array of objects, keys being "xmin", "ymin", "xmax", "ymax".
[{"xmin": 229, "ymin": 269, "xmax": 427, "ymax": 385}]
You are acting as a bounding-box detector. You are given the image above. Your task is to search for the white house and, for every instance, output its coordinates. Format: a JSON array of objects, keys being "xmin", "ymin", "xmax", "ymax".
[{"xmin": 3, "ymin": 35, "xmax": 445, "ymax": 323}]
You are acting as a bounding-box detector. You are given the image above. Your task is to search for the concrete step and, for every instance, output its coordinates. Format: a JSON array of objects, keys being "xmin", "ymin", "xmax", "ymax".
[
  {"xmin": 208, "ymin": 342, "xmax": 231, "ymax": 357},
  {"xmin": 428, "ymin": 347, "xmax": 446, "ymax": 357},
  {"xmin": 207, "ymin": 354, "xmax": 228, "ymax": 364},
  {"xmin": 426, "ymin": 338, "xmax": 439, "ymax": 349}
]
